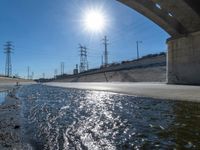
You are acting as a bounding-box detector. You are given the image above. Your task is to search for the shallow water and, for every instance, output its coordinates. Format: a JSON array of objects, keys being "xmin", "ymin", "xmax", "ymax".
[
  {"xmin": 17, "ymin": 84, "xmax": 200, "ymax": 150},
  {"xmin": 0, "ymin": 91, "xmax": 8, "ymax": 104}
]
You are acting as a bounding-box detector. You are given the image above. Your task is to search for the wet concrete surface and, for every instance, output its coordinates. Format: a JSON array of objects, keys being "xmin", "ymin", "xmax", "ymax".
[
  {"xmin": 46, "ymin": 82, "xmax": 200, "ymax": 102},
  {"xmin": 0, "ymin": 89, "xmax": 32, "ymax": 150},
  {"xmin": 0, "ymin": 82, "xmax": 35, "ymax": 92}
]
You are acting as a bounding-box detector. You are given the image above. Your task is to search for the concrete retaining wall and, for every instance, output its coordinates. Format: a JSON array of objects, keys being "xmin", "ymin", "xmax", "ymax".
[{"xmin": 167, "ymin": 31, "xmax": 200, "ymax": 85}]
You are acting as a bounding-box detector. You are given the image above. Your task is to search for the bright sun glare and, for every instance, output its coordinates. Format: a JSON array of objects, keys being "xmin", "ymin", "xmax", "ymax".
[{"xmin": 83, "ymin": 9, "xmax": 106, "ymax": 33}]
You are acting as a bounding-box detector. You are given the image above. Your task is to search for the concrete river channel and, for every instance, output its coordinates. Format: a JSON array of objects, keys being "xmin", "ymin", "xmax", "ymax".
[{"xmin": 15, "ymin": 84, "xmax": 200, "ymax": 149}]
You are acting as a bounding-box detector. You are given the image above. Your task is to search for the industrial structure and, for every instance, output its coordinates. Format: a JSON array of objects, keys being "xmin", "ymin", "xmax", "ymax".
[
  {"xmin": 4, "ymin": 41, "xmax": 13, "ymax": 77},
  {"xmin": 73, "ymin": 64, "xmax": 79, "ymax": 75}
]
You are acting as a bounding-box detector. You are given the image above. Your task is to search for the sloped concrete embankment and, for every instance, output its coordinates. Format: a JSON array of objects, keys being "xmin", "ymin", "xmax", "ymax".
[
  {"xmin": 57, "ymin": 66, "xmax": 166, "ymax": 82},
  {"xmin": 55, "ymin": 55, "xmax": 166, "ymax": 82},
  {"xmin": 0, "ymin": 77, "xmax": 35, "ymax": 91}
]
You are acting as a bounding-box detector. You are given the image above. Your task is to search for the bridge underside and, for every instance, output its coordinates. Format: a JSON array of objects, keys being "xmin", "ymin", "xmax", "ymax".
[{"xmin": 118, "ymin": 0, "xmax": 200, "ymax": 85}]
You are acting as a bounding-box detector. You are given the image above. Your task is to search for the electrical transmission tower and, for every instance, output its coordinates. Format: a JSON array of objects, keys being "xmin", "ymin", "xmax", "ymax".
[
  {"xmin": 103, "ymin": 36, "xmax": 109, "ymax": 67},
  {"xmin": 4, "ymin": 41, "xmax": 13, "ymax": 77},
  {"xmin": 79, "ymin": 44, "xmax": 88, "ymax": 73}
]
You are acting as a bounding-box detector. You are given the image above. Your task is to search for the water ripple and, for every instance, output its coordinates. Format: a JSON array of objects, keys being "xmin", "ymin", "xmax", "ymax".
[{"xmin": 17, "ymin": 84, "xmax": 200, "ymax": 150}]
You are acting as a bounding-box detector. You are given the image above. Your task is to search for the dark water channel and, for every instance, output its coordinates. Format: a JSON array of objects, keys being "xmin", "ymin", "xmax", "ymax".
[{"xmin": 17, "ymin": 84, "xmax": 200, "ymax": 150}]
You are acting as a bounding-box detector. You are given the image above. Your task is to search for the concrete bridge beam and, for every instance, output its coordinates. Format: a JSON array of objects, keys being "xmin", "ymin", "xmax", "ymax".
[
  {"xmin": 118, "ymin": 0, "xmax": 200, "ymax": 85},
  {"xmin": 153, "ymin": 0, "xmax": 200, "ymax": 33}
]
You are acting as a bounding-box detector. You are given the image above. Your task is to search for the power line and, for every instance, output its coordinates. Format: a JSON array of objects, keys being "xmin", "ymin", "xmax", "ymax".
[
  {"xmin": 4, "ymin": 41, "xmax": 13, "ymax": 77},
  {"xmin": 27, "ymin": 66, "xmax": 30, "ymax": 79},
  {"xmin": 110, "ymin": 21, "xmax": 150, "ymax": 43}
]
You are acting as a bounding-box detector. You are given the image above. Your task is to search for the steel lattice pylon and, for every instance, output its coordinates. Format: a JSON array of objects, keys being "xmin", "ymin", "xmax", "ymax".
[
  {"xmin": 79, "ymin": 45, "xmax": 88, "ymax": 73},
  {"xmin": 4, "ymin": 41, "xmax": 13, "ymax": 77}
]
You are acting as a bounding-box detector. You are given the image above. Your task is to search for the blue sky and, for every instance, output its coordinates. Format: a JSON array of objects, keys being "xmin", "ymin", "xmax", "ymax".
[{"xmin": 0, "ymin": 0, "xmax": 169, "ymax": 79}]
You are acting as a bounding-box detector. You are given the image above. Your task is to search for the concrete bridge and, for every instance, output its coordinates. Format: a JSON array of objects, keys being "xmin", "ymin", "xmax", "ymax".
[{"xmin": 118, "ymin": 0, "xmax": 200, "ymax": 85}]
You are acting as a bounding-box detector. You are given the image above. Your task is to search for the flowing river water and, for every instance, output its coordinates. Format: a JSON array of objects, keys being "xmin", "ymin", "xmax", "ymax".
[{"xmin": 17, "ymin": 84, "xmax": 200, "ymax": 150}]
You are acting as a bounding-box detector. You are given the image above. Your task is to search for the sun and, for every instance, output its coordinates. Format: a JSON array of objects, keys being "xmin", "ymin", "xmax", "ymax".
[{"xmin": 83, "ymin": 9, "xmax": 106, "ymax": 33}]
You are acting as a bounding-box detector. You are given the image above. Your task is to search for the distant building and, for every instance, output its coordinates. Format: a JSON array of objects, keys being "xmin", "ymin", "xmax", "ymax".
[
  {"xmin": 73, "ymin": 64, "xmax": 79, "ymax": 75},
  {"xmin": 73, "ymin": 69, "xmax": 78, "ymax": 75}
]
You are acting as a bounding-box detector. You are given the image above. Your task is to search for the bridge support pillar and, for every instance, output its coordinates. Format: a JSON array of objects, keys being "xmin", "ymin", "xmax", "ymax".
[{"xmin": 167, "ymin": 31, "xmax": 200, "ymax": 85}]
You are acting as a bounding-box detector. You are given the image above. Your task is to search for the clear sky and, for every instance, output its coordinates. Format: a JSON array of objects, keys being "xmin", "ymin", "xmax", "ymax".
[{"xmin": 0, "ymin": 0, "xmax": 169, "ymax": 79}]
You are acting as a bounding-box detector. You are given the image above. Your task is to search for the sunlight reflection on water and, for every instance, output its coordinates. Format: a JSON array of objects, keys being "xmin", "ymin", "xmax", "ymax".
[{"xmin": 17, "ymin": 84, "xmax": 200, "ymax": 150}]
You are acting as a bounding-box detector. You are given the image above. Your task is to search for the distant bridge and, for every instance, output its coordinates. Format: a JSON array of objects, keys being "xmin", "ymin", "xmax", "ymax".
[{"xmin": 118, "ymin": 0, "xmax": 200, "ymax": 85}]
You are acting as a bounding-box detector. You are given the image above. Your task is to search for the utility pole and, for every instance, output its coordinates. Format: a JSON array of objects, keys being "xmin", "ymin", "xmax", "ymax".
[
  {"xmin": 136, "ymin": 41, "xmax": 142, "ymax": 59},
  {"xmin": 87, "ymin": 61, "xmax": 89, "ymax": 70},
  {"xmin": 79, "ymin": 44, "xmax": 88, "ymax": 73},
  {"xmin": 60, "ymin": 62, "xmax": 64, "ymax": 75},
  {"xmin": 54, "ymin": 69, "xmax": 57, "ymax": 79},
  {"xmin": 42, "ymin": 73, "xmax": 45, "ymax": 79},
  {"xmin": 85, "ymin": 46, "xmax": 89, "ymax": 70},
  {"xmin": 101, "ymin": 55, "xmax": 104, "ymax": 67},
  {"xmin": 31, "ymin": 72, "xmax": 34, "ymax": 80},
  {"xmin": 27, "ymin": 66, "xmax": 30, "ymax": 80},
  {"xmin": 103, "ymin": 36, "xmax": 109, "ymax": 67},
  {"xmin": 4, "ymin": 41, "xmax": 13, "ymax": 77}
]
